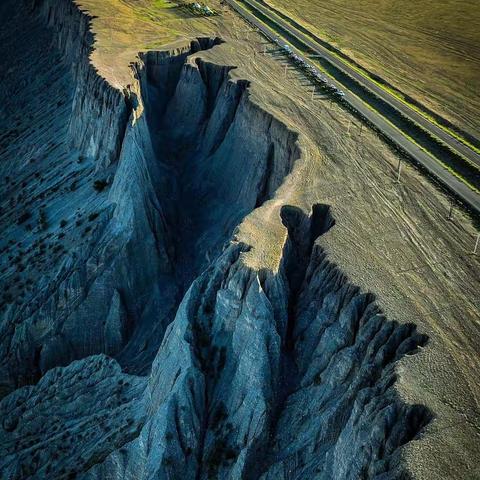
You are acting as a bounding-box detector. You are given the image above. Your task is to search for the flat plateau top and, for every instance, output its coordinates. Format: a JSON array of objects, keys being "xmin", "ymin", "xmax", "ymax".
[{"xmin": 76, "ymin": 0, "xmax": 220, "ymax": 87}]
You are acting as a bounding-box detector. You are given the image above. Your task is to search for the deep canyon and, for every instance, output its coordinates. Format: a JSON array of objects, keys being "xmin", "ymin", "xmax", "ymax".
[{"xmin": 0, "ymin": 0, "xmax": 479, "ymax": 479}]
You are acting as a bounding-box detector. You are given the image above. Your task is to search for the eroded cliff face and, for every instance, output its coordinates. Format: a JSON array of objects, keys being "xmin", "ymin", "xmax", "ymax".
[
  {"xmin": 0, "ymin": 0, "xmax": 431, "ymax": 478},
  {"xmin": 0, "ymin": 0, "xmax": 298, "ymax": 388}
]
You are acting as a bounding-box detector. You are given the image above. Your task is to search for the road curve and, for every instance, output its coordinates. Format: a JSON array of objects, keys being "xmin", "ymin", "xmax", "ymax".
[{"xmin": 225, "ymin": 0, "xmax": 480, "ymax": 214}]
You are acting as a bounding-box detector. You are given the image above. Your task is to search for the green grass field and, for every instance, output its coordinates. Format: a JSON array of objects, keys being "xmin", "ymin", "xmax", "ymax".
[{"xmin": 264, "ymin": 0, "xmax": 480, "ymax": 143}]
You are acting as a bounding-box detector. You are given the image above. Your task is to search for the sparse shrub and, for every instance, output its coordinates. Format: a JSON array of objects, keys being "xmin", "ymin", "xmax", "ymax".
[
  {"xmin": 59, "ymin": 219, "xmax": 67, "ymax": 228},
  {"xmin": 93, "ymin": 179, "xmax": 108, "ymax": 192},
  {"xmin": 3, "ymin": 292, "xmax": 13, "ymax": 303},
  {"xmin": 38, "ymin": 209, "xmax": 48, "ymax": 230},
  {"xmin": 17, "ymin": 211, "xmax": 32, "ymax": 225},
  {"xmin": 88, "ymin": 212, "xmax": 99, "ymax": 222}
]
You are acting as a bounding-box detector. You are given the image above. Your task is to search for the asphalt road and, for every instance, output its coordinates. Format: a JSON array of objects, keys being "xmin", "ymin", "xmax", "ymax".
[{"xmin": 225, "ymin": 0, "xmax": 480, "ymax": 214}]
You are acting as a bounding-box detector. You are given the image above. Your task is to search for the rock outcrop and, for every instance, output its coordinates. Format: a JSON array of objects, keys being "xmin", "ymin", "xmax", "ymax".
[{"xmin": 0, "ymin": 0, "xmax": 432, "ymax": 478}]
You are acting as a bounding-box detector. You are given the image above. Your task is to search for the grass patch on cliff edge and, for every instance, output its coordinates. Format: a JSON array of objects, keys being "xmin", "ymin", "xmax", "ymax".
[
  {"xmin": 152, "ymin": 0, "xmax": 177, "ymax": 7},
  {"xmin": 76, "ymin": 0, "xmax": 221, "ymax": 85}
]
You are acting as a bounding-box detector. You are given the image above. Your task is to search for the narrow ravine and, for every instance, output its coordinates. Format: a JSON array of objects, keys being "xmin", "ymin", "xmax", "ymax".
[{"xmin": 113, "ymin": 42, "xmax": 301, "ymax": 375}]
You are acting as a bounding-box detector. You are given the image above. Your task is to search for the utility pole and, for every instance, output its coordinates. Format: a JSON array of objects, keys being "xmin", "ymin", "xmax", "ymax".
[
  {"xmin": 396, "ymin": 158, "xmax": 402, "ymax": 182},
  {"xmin": 448, "ymin": 198, "xmax": 454, "ymax": 220},
  {"xmin": 284, "ymin": 64, "xmax": 288, "ymax": 78},
  {"xmin": 311, "ymin": 86, "xmax": 315, "ymax": 100},
  {"xmin": 474, "ymin": 233, "xmax": 480, "ymax": 255}
]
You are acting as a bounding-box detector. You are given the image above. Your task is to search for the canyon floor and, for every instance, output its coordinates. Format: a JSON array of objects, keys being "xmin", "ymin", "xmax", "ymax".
[{"xmin": 0, "ymin": 0, "xmax": 479, "ymax": 479}]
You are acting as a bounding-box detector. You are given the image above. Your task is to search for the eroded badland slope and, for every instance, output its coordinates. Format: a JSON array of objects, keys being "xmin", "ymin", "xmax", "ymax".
[{"xmin": 0, "ymin": 0, "xmax": 479, "ymax": 479}]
